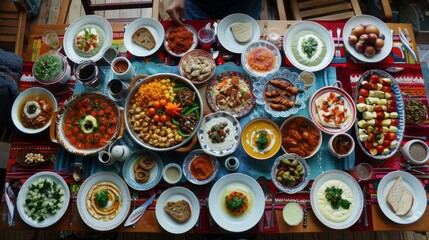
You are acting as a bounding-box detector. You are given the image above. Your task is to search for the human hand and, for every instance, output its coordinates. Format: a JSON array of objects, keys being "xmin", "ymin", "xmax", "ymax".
[{"xmin": 166, "ymin": 0, "xmax": 185, "ymax": 25}]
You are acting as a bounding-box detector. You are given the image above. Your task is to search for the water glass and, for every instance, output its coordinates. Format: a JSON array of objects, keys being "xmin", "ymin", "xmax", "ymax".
[
  {"xmin": 349, "ymin": 162, "xmax": 373, "ymax": 181},
  {"xmin": 198, "ymin": 27, "xmax": 215, "ymax": 52},
  {"xmin": 42, "ymin": 30, "xmax": 62, "ymax": 51}
]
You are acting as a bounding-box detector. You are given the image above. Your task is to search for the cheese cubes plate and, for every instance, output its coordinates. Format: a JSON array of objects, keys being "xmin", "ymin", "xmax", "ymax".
[{"xmin": 354, "ymin": 69, "xmax": 405, "ymax": 160}]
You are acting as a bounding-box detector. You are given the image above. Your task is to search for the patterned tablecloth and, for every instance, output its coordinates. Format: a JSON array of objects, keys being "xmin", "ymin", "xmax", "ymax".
[{"xmin": 4, "ymin": 20, "xmax": 429, "ymax": 233}]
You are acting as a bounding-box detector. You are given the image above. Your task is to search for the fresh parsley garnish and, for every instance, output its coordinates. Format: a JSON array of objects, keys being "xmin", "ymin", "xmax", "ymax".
[
  {"xmin": 256, "ymin": 130, "xmax": 269, "ymax": 151},
  {"xmin": 324, "ymin": 186, "xmax": 351, "ymax": 210},
  {"xmin": 94, "ymin": 190, "xmax": 109, "ymax": 208},
  {"xmin": 225, "ymin": 196, "xmax": 245, "ymax": 210}
]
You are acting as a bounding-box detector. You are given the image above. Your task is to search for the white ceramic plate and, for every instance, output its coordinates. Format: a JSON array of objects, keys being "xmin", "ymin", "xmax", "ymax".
[
  {"xmin": 208, "ymin": 173, "xmax": 265, "ymax": 232},
  {"xmin": 241, "ymin": 40, "xmax": 281, "ymax": 77},
  {"xmin": 164, "ymin": 24, "xmax": 198, "ymax": 57},
  {"xmin": 198, "ymin": 111, "xmax": 241, "ymax": 157},
  {"xmin": 343, "ymin": 15, "xmax": 393, "ymax": 63},
  {"xmin": 11, "ymin": 87, "xmax": 57, "ymax": 134},
  {"xmin": 310, "ymin": 170, "xmax": 363, "ymax": 229},
  {"xmin": 218, "ymin": 13, "xmax": 260, "ymax": 54},
  {"xmin": 17, "ymin": 171, "xmax": 70, "ymax": 228},
  {"xmin": 377, "ymin": 171, "xmax": 427, "ymax": 224},
  {"xmin": 77, "ymin": 172, "xmax": 131, "ymax": 231},
  {"xmin": 122, "ymin": 150, "xmax": 163, "ymax": 191},
  {"xmin": 309, "ymin": 86, "xmax": 356, "ymax": 135},
  {"xmin": 155, "ymin": 187, "xmax": 200, "ymax": 234},
  {"xmin": 64, "ymin": 15, "xmax": 113, "ymax": 63},
  {"xmin": 283, "ymin": 21, "xmax": 334, "ymax": 72},
  {"xmin": 124, "ymin": 18, "xmax": 165, "ymax": 57}
]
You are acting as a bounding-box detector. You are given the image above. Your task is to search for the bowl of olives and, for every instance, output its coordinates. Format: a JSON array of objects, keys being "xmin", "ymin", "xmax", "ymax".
[
  {"xmin": 343, "ymin": 14, "xmax": 392, "ymax": 63},
  {"xmin": 271, "ymin": 153, "xmax": 310, "ymax": 194}
]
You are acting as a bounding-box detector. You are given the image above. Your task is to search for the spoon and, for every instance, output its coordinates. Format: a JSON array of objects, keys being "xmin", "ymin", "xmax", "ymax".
[
  {"xmin": 72, "ymin": 163, "xmax": 83, "ymax": 182},
  {"xmin": 400, "ymin": 162, "xmax": 426, "ymax": 174}
]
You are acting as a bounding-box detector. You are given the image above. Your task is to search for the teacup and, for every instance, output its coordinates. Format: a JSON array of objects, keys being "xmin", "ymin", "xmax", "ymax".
[
  {"xmin": 111, "ymin": 57, "xmax": 135, "ymax": 80},
  {"xmin": 328, "ymin": 133, "xmax": 355, "ymax": 158},
  {"xmin": 162, "ymin": 163, "xmax": 182, "ymax": 184},
  {"xmin": 401, "ymin": 139, "xmax": 429, "ymax": 165}
]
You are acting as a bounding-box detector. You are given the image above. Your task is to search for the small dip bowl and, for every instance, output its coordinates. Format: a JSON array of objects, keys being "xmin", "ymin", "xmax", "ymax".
[
  {"xmin": 328, "ymin": 133, "xmax": 355, "ymax": 159},
  {"xmin": 401, "ymin": 139, "xmax": 429, "ymax": 165},
  {"xmin": 282, "ymin": 202, "xmax": 304, "ymax": 226},
  {"xmin": 183, "ymin": 149, "xmax": 219, "ymax": 185},
  {"xmin": 162, "ymin": 163, "xmax": 182, "ymax": 184},
  {"xmin": 299, "ymin": 71, "xmax": 315, "ymax": 90}
]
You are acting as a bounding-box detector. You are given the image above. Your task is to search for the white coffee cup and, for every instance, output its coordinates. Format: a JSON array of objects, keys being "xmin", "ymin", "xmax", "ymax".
[
  {"xmin": 401, "ymin": 139, "xmax": 429, "ymax": 165},
  {"xmin": 98, "ymin": 150, "xmax": 115, "ymax": 166},
  {"xmin": 328, "ymin": 133, "xmax": 355, "ymax": 159},
  {"xmin": 111, "ymin": 57, "xmax": 135, "ymax": 80}
]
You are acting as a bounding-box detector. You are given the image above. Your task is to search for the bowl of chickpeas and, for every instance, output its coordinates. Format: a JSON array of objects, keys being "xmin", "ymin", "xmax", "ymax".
[{"xmin": 125, "ymin": 73, "xmax": 204, "ymax": 151}]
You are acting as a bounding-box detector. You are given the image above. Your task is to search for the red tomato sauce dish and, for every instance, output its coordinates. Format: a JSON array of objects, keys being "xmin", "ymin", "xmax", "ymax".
[{"xmin": 63, "ymin": 96, "xmax": 118, "ymax": 149}]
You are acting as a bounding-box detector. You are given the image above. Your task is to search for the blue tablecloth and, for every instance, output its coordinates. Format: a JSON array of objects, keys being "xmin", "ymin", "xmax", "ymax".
[{"xmin": 55, "ymin": 61, "xmax": 355, "ymax": 182}]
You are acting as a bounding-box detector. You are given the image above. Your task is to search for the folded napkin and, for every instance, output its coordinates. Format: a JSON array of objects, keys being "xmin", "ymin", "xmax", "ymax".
[
  {"xmin": 124, "ymin": 194, "xmax": 156, "ymax": 227},
  {"xmin": 4, "ymin": 183, "xmax": 14, "ymax": 227}
]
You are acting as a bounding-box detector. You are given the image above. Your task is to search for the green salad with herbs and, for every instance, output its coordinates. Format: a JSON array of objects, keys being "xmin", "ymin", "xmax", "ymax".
[{"xmin": 34, "ymin": 53, "xmax": 64, "ymax": 82}]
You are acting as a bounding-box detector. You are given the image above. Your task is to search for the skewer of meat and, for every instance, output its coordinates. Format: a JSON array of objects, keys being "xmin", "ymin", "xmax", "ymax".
[
  {"xmin": 269, "ymin": 79, "xmax": 299, "ymax": 94},
  {"xmin": 271, "ymin": 97, "xmax": 295, "ymax": 108}
]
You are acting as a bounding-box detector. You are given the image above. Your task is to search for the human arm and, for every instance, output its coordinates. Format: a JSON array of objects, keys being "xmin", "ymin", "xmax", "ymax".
[{"xmin": 166, "ymin": 0, "xmax": 185, "ymax": 25}]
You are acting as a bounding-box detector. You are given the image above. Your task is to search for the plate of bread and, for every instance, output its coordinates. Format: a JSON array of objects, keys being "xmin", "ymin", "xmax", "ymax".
[
  {"xmin": 218, "ymin": 13, "xmax": 260, "ymax": 54},
  {"xmin": 155, "ymin": 187, "xmax": 200, "ymax": 234},
  {"xmin": 124, "ymin": 18, "xmax": 165, "ymax": 57},
  {"xmin": 377, "ymin": 171, "xmax": 427, "ymax": 224}
]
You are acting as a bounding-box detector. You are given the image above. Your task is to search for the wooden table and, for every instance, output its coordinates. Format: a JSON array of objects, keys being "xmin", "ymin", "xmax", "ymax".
[{"xmin": 5, "ymin": 20, "xmax": 426, "ymax": 233}]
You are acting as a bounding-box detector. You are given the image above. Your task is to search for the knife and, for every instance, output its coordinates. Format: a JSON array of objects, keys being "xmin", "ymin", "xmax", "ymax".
[
  {"xmin": 363, "ymin": 186, "xmax": 368, "ymax": 227},
  {"xmin": 124, "ymin": 194, "xmax": 156, "ymax": 227},
  {"xmin": 270, "ymin": 193, "xmax": 275, "ymax": 228},
  {"xmin": 398, "ymin": 28, "xmax": 417, "ymax": 62},
  {"xmin": 4, "ymin": 183, "xmax": 14, "ymax": 227}
]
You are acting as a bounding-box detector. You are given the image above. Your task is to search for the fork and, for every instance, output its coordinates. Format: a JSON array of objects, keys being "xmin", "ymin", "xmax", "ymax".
[
  {"xmin": 131, "ymin": 191, "xmax": 139, "ymax": 228},
  {"xmin": 335, "ymin": 27, "xmax": 341, "ymax": 59}
]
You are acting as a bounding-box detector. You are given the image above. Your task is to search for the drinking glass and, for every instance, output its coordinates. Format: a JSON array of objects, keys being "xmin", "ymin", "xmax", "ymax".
[
  {"xmin": 42, "ymin": 30, "xmax": 62, "ymax": 51},
  {"xmin": 349, "ymin": 162, "xmax": 373, "ymax": 181},
  {"xmin": 198, "ymin": 27, "xmax": 215, "ymax": 52}
]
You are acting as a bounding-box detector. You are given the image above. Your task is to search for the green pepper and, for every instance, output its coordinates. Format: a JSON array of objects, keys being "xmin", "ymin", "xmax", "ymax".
[
  {"xmin": 183, "ymin": 105, "xmax": 200, "ymax": 115},
  {"xmin": 178, "ymin": 127, "xmax": 190, "ymax": 137},
  {"xmin": 171, "ymin": 118, "xmax": 180, "ymax": 125},
  {"xmin": 181, "ymin": 106, "xmax": 189, "ymax": 114},
  {"xmin": 194, "ymin": 108, "xmax": 200, "ymax": 120},
  {"xmin": 173, "ymin": 86, "xmax": 188, "ymax": 91}
]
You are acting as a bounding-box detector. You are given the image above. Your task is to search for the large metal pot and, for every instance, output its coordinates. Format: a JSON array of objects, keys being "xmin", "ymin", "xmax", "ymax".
[{"xmin": 124, "ymin": 73, "xmax": 203, "ymax": 152}]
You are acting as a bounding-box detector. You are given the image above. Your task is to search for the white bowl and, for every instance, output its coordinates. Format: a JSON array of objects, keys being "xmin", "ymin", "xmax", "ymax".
[
  {"xmin": 11, "ymin": 87, "xmax": 57, "ymax": 134},
  {"xmin": 282, "ymin": 202, "xmax": 304, "ymax": 226},
  {"xmin": 162, "ymin": 163, "xmax": 182, "ymax": 184},
  {"xmin": 401, "ymin": 140, "xmax": 429, "ymax": 165}
]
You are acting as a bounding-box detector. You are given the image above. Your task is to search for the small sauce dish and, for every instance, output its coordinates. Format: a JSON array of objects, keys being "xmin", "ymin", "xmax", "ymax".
[
  {"xmin": 401, "ymin": 139, "xmax": 429, "ymax": 165},
  {"xmin": 328, "ymin": 133, "xmax": 355, "ymax": 159},
  {"xmin": 162, "ymin": 163, "xmax": 182, "ymax": 184}
]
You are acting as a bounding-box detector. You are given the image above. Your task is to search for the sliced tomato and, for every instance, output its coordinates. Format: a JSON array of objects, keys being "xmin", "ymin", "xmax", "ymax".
[
  {"xmin": 107, "ymin": 126, "xmax": 116, "ymax": 135},
  {"xmin": 389, "ymin": 133, "xmax": 397, "ymax": 141},
  {"xmin": 376, "ymin": 145, "xmax": 385, "ymax": 154},
  {"xmin": 358, "ymin": 95, "xmax": 365, "ymax": 103},
  {"xmin": 359, "ymin": 89, "xmax": 369, "ymax": 97},
  {"xmin": 369, "ymin": 74, "xmax": 379, "ymax": 83},
  {"xmin": 383, "ymin": 140, "xmax": 391, "ymax": 148},
  {"xmin": 364, "ymin": 141, "xmax": 372, "ymax": 150}
]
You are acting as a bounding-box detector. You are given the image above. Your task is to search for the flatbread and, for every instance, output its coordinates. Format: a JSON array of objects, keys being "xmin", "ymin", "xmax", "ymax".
[
  {"xmin": 132, "ymin": 27, "xmax": 156, "ymax": 50},
  {"xmin": 164, "ymin": 199, "xmax": 191, "ymax": 223},
  {"xmin": 230, "ymin": 22, "xmax": 253, "ymax": 43}
]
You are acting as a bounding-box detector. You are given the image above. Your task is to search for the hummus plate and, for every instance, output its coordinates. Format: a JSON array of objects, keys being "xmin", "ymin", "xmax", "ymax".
[
  {"xmin": 283, "ymin": 21, "xmax": 334, "ymax": 72},
  {"xmin": 310, "ymin": 170, "xmax": 363, "ymax": 229},
  {"xmin": 77, "ymin": 172, "xmax": 131, "ymax": 231}
]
